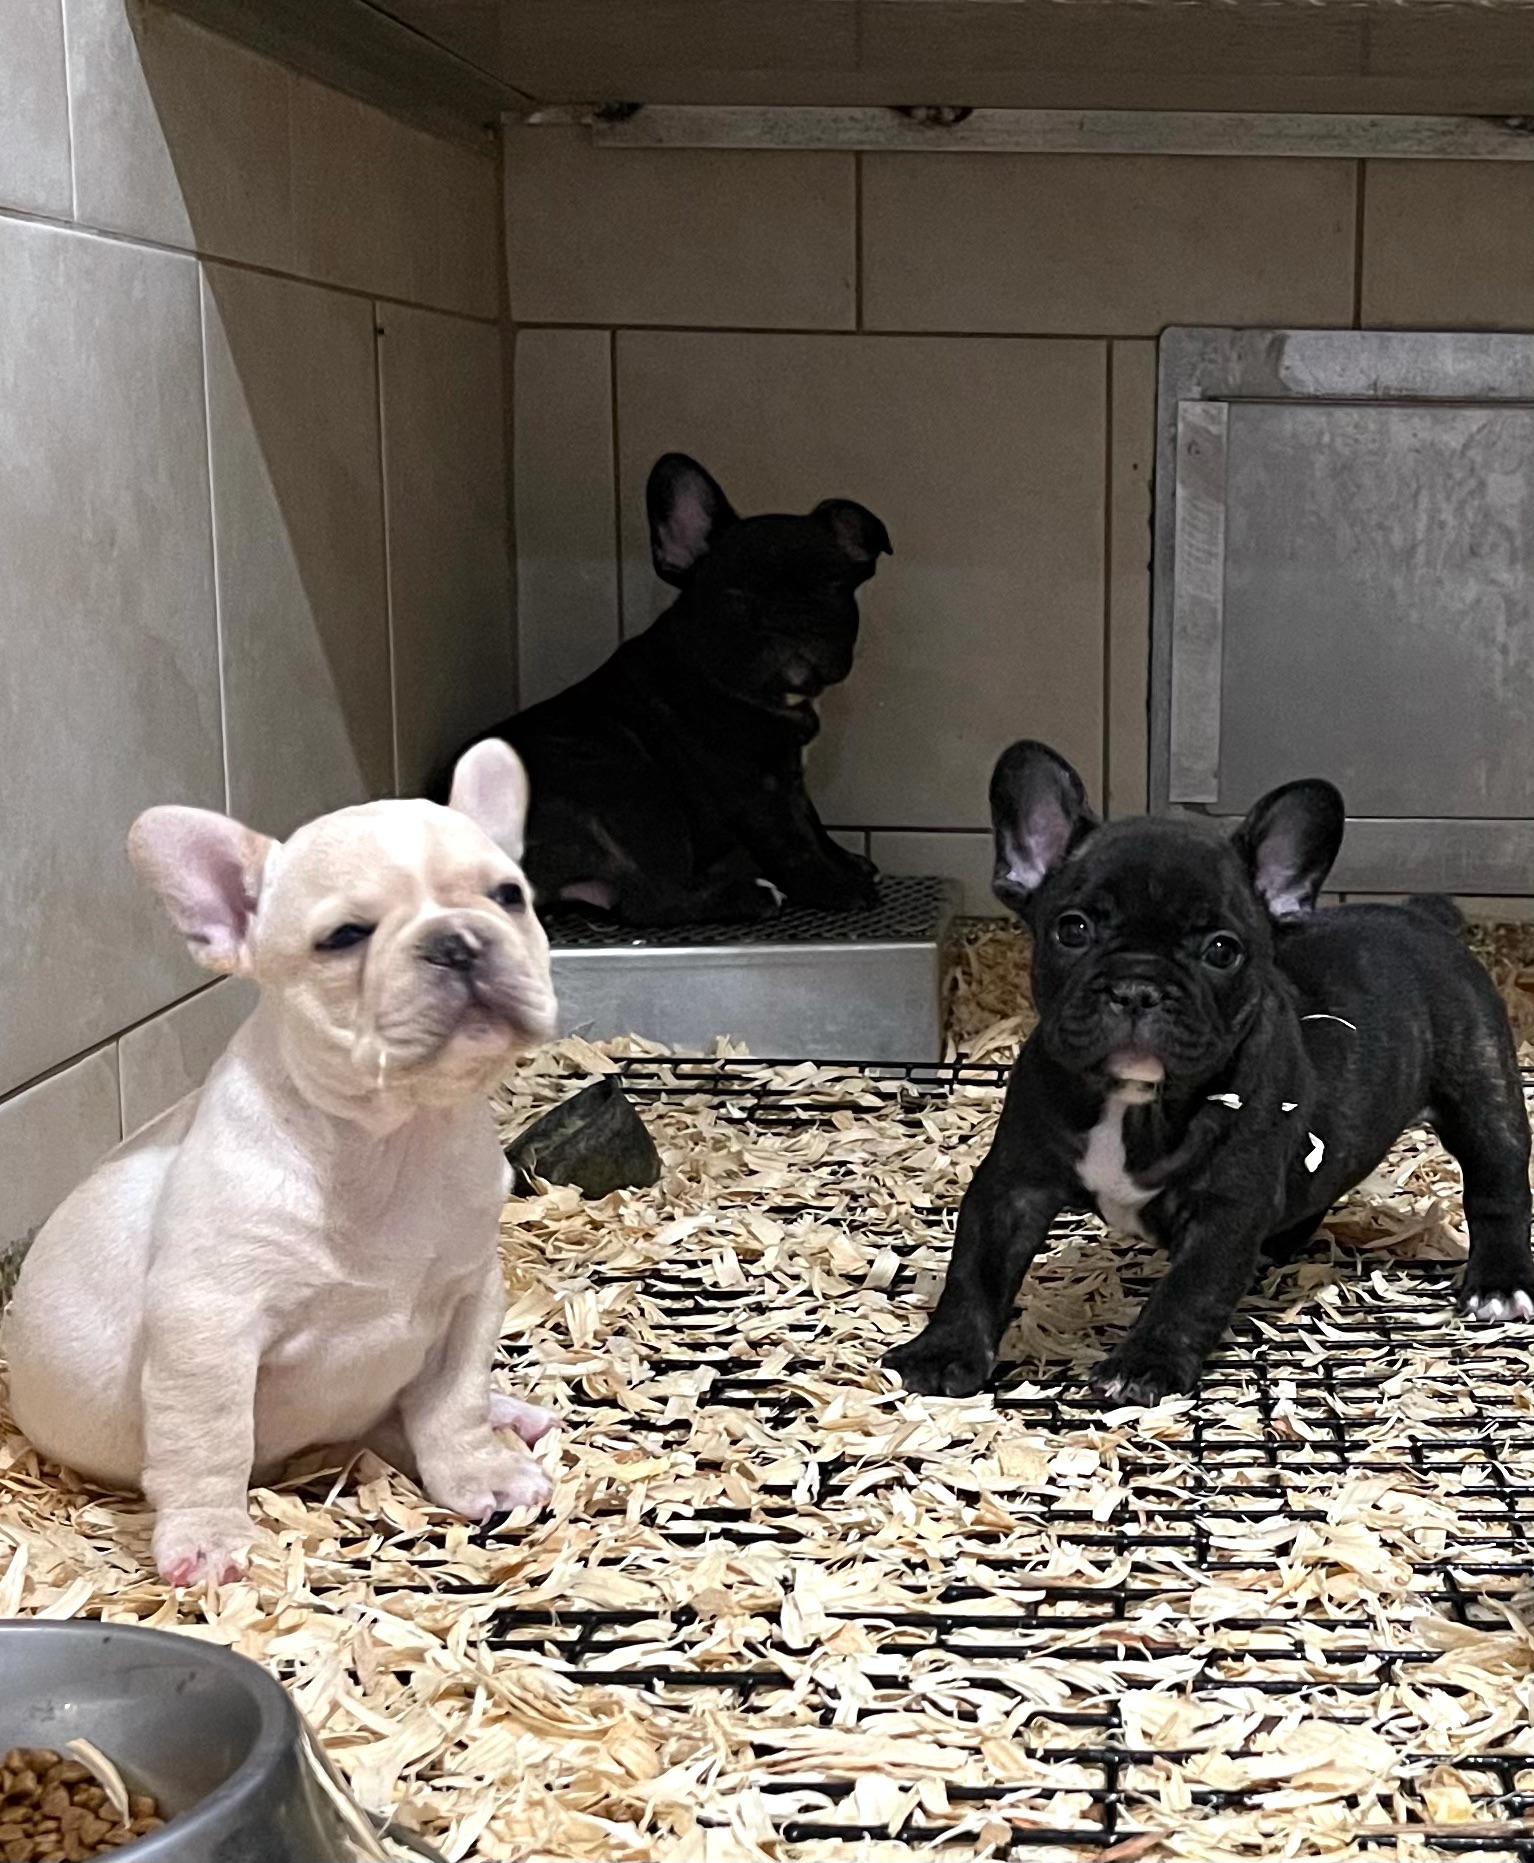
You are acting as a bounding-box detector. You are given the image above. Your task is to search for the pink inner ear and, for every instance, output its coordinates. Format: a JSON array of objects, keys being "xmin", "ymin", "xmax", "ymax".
[
  {"xmin": 656, "ymin": 485, "xmax": 714, "ymax": 574},
  {"xmin": 1255, "ymin": 831, "xmax": 1310, "ymax": 917},
  {"xmin": 824, "ymin": 507, "xmax": 872, "ymax": 563},
  {"xmin": 1013, "ymin": 797, "xmax": 1075, "ymax": 891},
  {"xmin": 129, "ymin": 808, "xmax": 270, "ymax": 972},
  {"xmin": 996, "ymin": 801, "xmax": 1074, "ymax": 904},
  {"xmin": 448, "ymin": 740, "xmax": 529, "ymax": 859}
]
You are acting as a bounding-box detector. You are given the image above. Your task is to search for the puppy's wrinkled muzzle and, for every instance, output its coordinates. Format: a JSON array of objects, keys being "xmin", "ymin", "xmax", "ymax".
[
  {"xmin": 1105, "ymin": 975, "xmax": 1166, "ymax": 1016},
  {"xmin": 421, "ymin": 925, "xmax": 483, "ymax": 973},
  {"xmin": 1050, "ymin": 961, "xmax": 1224, "ymax": 1084},
  {"xmin": 460, "ymin": 961, "xmax": 558, "ymax": 1048},
  {"xmin": 361, "ymin": 912, "xmax": 556, "ymax": 1071}
]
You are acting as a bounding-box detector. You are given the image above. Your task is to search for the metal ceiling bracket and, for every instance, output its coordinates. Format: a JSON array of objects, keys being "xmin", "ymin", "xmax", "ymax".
[{"xmin": 521, "ymin": 102, "xmax": 1534, "ymax": 160}]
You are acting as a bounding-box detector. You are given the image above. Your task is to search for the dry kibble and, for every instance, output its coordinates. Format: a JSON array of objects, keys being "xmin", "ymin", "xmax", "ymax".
[{"xmin": 0, "ymin": 1750, "xmax": 166, "ymax": 1858}]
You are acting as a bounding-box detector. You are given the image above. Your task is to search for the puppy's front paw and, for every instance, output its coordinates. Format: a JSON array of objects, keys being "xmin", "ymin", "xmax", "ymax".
[
  {"xmin": 423, "ymin": 1437, "xmax": 552, "ymax": 1521},
  {"xmin": 489, "ymin": 1391, "xmax": 560, "ymax": 1446},
  {"xmin": 152, "ymin": 1508, "xmax": 254, "ymax": 1588},
  {"xmin": 1460, "ymin": 1284, "xmax": 1534, "ymax": 1324},
  {"xmin": 1090, "ymin": 1336, "xmax": 1202, "ymax": 1408},
  {"xmin": 884, "ymin": 1323, "xmax": 995, "ymax": 1398}
]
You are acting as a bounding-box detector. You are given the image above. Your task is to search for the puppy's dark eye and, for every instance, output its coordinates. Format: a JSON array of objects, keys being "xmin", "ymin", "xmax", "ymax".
[
  {"xmin": 316, "ymin": 922, "xmax": 374, "ymax": 952},
  {"xmin": 1054, "ymin": 911, "xmax": 1093, "ymax": 950},
  {"xmin": 489, "ymin": 881, "xmax": 526, "ymax": 913},
  {"xmin": 1202, "ymin": 932, "xmax": 1244, "ymax": 972}
]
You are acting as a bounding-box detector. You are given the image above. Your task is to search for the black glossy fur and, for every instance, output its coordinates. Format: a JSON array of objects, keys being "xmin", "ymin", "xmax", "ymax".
[
  {"xmin": 435, "ymin": 455, "xmax": 890, "ymax": 925},
  {"xmin": 886, "ymin": 740, "xmax": 1534, "ymax": 1406}
]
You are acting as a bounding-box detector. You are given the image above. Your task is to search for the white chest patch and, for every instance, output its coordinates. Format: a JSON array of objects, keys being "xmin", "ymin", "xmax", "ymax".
[{"xmin": 1077, "ymin": 1093, "xmax": 1156, "ymax": 1239}]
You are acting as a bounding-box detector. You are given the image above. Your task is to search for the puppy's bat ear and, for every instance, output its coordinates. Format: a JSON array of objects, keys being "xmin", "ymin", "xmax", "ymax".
[
  {"xmin": 647, "ymin": 453, "xmax": 738, "ymax": 585},
  {"xmin": 129, "ymin": 808, "xmax": 273, "ymax": 975},
  {"xmin": 989, "ymin": 740, "xmax": 1099, "ymax": 917},
  {"xmin": 811, "ymin": 499, "xmax": 891, "ymax": 581},
  {"xmin": 449, "ymin": 738, "xmax": 531, "ymax": 861},
  {"xmin": 1231, "ymin": 779, "xmax": 1345, "ymax": 920}
]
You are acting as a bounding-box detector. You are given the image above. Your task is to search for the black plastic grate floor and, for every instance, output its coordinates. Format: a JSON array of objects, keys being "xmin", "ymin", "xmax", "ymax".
[
  {"xmin": 541, "ymin": 873, "xmax": 951, "ymax": 949},
  {"xmin": 487, "ymin": 1057, "xmax": 1534, "ymax": 1859}
]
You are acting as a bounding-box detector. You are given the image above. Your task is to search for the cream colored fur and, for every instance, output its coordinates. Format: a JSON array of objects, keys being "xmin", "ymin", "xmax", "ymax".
[{"xmin": 2, "ymin": 742, "xmax": 558, "ymax": 1588}]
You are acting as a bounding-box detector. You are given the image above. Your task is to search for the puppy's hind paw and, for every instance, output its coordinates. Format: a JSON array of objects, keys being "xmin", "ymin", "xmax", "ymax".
[
  {"xmin": 152, "ymin": 1508, "xmax": 254, "ymax": 1588},
  {"xmin": 1461, "ymin": 1287, "xmax": 1534, "ymax": 1324},
  {"xmin": 884, "ymin": 1324, "xmax": 995, "ymax": 1398},
  {"xmin": 489, "ymin": 1391, "xmax": 560, "ymax": 1446},
  {"xmin": 424, "ymin": 1438, "xmax": 553, "ymax": 1522}
]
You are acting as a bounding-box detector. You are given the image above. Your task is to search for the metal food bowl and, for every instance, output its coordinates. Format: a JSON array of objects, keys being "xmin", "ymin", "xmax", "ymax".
[{"xmin": 0, "ymin": 1619, "xmax": 443, "ymax": 1860}]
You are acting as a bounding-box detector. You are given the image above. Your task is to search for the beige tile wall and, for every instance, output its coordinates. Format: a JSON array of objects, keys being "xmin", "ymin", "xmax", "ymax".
[
  {"xmin": 0, "ymin": 1, "xmax": 505, "ymax": 1237},
  {"xmin": 1, "ymin": 1, "xmax": 70, "ymax": 218},
  {"xmin": 1360, "ymin": 162, "xmax": 1534, "ymax": 330},
  {"xmin": 0, "ymin": 1054, "xmax": 123, "ymax": 1285},
  {"xmin": 504, "ymin": 126, "xmax": 855, "ymax": 328},
  {"xmin": 381, "ymin": 306, "xmax": 516, "ymax": 792},
  {"xmin": 860, "ymin": 154, "xmax": 1357, "ymax": 334},
  {"xmin": 514, "ymin": 330, "xmax": 620, "ymax": 707},
  {"xmin": 202, "ymin": 265, "xmax": 392, "ymax": 835},
  {"xmin": 507, "ymin": 137, "xmax": 1534, "ymax": 914}
]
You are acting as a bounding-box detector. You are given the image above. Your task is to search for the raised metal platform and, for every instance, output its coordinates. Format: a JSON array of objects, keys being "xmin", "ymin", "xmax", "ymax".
[{"xmin": 543, "ymin": 875, "xmax": 955, "ymax": 1063}]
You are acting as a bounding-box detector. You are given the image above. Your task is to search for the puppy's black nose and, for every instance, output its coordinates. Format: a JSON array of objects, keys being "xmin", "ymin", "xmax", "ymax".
[
  {"xmin": 421, "ymin": 928, "xmax": 479, "ymax": 972},
  {"xmin": 1107, "ymin": 977, "xmax": 1165, "ymax": 1013}
]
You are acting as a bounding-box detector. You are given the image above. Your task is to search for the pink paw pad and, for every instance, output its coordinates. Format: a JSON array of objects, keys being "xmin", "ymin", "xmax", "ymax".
[
  {"xmin": 157, "ymin": 1545, "xmax": 248, "ymax": 1587},
  {"xmin": 152, "ymin": 1511, "xmax": 253, "ymax": 1588}
]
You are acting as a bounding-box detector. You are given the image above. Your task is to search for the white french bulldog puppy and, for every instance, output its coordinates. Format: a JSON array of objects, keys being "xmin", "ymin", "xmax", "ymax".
[{"xmin": 3, "ymin": 742, "xmax": 559, "ymax": 1588}]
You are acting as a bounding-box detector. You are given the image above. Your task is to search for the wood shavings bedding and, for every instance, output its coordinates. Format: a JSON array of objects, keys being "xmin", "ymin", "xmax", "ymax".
[{"xmin": 2, "ymin": 927, "xmax": 1534, "ymax": 1860}]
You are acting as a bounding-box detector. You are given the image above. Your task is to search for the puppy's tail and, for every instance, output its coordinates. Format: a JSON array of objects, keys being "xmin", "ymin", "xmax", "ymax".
[{"xmin": 1404, "ymin": 893, "xmax": 1466, "ymax": 937}]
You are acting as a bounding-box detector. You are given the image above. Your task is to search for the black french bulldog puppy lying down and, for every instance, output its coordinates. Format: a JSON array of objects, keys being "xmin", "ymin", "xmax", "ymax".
[
  {"xmin": 438, "ymin": 454, "xmax": 890, "ymax": 925},
  {"xmin": 887, "ymin": 741, "xmax": 1534, "ymax": 1406}
]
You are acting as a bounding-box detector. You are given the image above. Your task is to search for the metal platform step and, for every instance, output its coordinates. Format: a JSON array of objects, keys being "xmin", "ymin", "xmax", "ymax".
[{"xmin": 543, "ymin": 875, "xmax": 955, "ymax": 1063}]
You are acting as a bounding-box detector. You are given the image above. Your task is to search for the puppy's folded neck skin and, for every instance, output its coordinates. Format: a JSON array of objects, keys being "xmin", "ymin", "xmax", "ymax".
[
  {"xmin": 254, "ymin": 1005, "xmax": 440, "ymax": 1139},
  {"xmin": 1048, "ymin": 1009, "xmax": 1312, "ymax": 1224}
]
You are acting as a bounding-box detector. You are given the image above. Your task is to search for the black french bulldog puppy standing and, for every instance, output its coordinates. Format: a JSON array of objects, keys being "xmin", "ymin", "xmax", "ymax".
[
  {"xmin": 438, "ymin": 454, "xmax": 890, "ymax": 925},
  {"xmin": 887, "ymin": 740, "xmax": 1534, "ymax": 1406}
]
